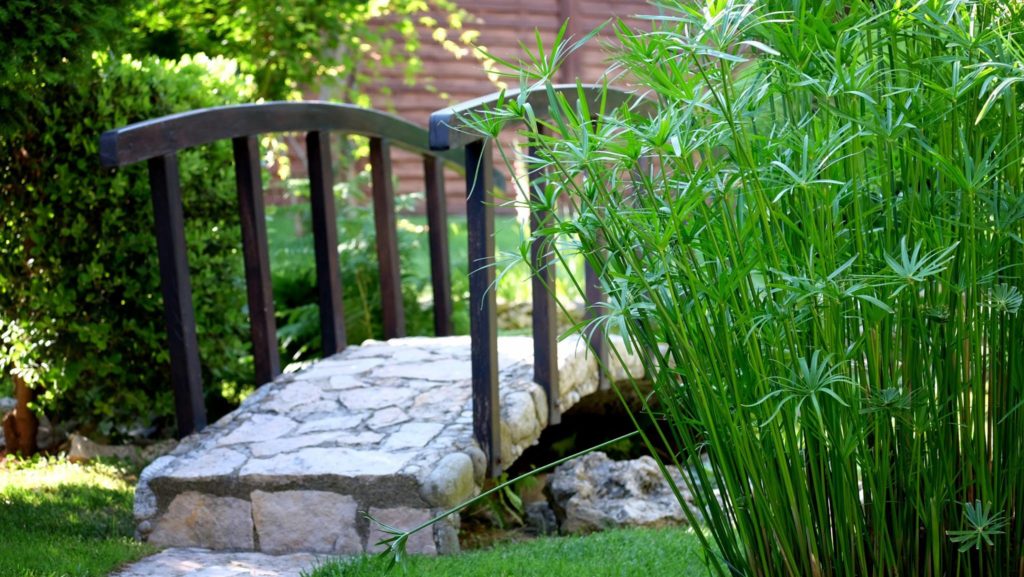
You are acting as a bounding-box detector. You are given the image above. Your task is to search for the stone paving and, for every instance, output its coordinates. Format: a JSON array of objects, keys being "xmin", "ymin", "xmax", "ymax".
[{"xmin": 134, "ymin": 334, "xmax": 643, "ymax": 558}]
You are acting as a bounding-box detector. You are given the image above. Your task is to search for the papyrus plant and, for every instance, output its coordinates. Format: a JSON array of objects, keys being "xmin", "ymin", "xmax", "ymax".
[{"xmin": 466, "ymin": 1, "xmax": 1024, "ymax": 574}]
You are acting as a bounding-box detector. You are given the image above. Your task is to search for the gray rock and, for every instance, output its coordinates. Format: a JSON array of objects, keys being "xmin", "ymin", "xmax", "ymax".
[
  {"xmin": 295, "ymin": 414, "xmax": 363, "ymax": 434},
  {"xmin": 546, "ymin": 452, "xmax": 694, "ymax": 534},
  {"xmin": 366, "ymin": 507, "xmax": 437, "ymax": 555},
  {"xmin": 525, "ymin": 501, "xmax": 558, "ymax": 535},
  {"xmin": 421, "ymin": 452, "xmax": 475, "ymax": 508},
  {"xmin": 251, "ymin": 490, "xmax": 361, "ymax": 554},
  {"xmin": 148, "ymin": 492, "xmax": 254, "ymax": 549}
]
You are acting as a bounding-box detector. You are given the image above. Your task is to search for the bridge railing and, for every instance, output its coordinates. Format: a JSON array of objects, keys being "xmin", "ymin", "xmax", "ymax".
[
  {"xmin": 429, "ymin": 84, "xmax": 635, "ymax": 476},
  {"xmin": 100, "ymin": 102, "xmax": 498, "ymax": 437}
]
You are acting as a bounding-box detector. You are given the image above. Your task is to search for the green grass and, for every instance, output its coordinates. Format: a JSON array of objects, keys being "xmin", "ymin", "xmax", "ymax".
[
  {"xmin": 0, "ymin": 457, "xmax": 153, "ymax": 577},
  {"xmin": 309, "ymin": 528, "xmax": 708, "ymax": 577}
]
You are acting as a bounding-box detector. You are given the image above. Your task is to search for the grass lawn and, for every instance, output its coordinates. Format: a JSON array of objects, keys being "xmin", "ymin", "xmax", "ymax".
[
  {"xmin": 309, "ymin": 527, "xmax": 710, "ymax": 577},
  {"xmin": 0, "ymin": 457, "xmax": 153, "ymax": 577}
]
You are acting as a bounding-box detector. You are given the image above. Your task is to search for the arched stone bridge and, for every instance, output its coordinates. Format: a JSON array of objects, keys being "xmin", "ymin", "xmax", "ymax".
[{"xmin": 136, "ymin": 334, "xmax": 642, "ymax": 555}]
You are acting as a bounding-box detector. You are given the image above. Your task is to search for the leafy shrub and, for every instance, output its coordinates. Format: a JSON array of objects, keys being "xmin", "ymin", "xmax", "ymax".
[
  {"xmin": 0, "ymin": 52, "xmax": 254, "ymax": 438},
  {"xmin": 478, "ymin": 1, "xmax": 1024, "ymax": 575}
]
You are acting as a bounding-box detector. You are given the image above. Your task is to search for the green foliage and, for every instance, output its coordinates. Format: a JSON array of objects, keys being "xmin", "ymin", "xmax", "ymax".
[
  {"xmin": 0, "ymin": 456, "xmax": 151, "ymax": 577},
  {"xmin": 311, "ymin": 528, "xmax": 706, "ymax": 577},
  {"xmin": 476, "ymin": 0, "xmax": 1024, "ymax": 574},
  {"xmin": 130, "ymin": 0, "xmax": 484, "ymax": 103},
  {"xmin": 0, "ymin": 53, "xmax": 254, "ymax": 437}
]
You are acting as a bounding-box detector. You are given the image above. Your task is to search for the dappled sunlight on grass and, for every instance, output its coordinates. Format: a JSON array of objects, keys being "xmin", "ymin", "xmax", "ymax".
[{"xmin": 0, "ymin": 456, "xmax": 153, "ymax": 577}]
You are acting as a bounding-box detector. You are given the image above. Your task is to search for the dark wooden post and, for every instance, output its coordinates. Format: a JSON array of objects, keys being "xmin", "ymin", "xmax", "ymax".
[
  {"xmin": 307, "ymin": 131, "xmax": 347, "ymax": 356},
  {"xmin": 466, "ymin": 139, "xmax": 501, "ymax": 476},
  {"xmin": 424, "ymin": 155, "xmax": 453, "ymax": 336},
  {"xmin": 233, "ymin": 135, "xmax": 280, "ymax": 385},
  {"xmin": 529, "ymin": 131, "xmax": 560, "ymax": 425},
  {"xmin": 585, "ymin": 257, "xmax": 609, "ymax": 390},
  {"xmin": 148, "ymin": 153, "xmax": 207, "ymax": 436},
  {"xmin": 369, "ymin": 137, "xmax": 406, "ymax": 339}
]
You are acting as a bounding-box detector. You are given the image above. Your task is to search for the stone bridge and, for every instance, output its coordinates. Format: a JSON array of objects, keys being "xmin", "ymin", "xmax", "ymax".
[{"xmin": 135, "ymin": 334, "xmax": 642, "ymax": 555}]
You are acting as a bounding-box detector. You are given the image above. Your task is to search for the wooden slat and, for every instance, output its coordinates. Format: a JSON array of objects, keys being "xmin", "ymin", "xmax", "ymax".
[
  {"xmin": 585, "ymin": 258, "xmax": 609, "ymax": 390},
  {"xmin": 307, "ymin": 131, "xmax": 347, "ymax": 356},
  {"xmin": 147, "ymin": 154, "xmax": 207, "ymax": 436},
  {"xmin": 466, "ymin": 139, "xmax": 501, "ymax": 477},
  {"xmin": 424, "ymin": 155, "xmax": 453, "ymax": 336},
  {"xmin": 233, "ymin": 136, "xmax": 280, "ymax": 385},
  {"xmin": 369, "ymin": 137, "xmax": 406, "ymax": 339},
  {"xmin": 529, "ymin": 132, "xmax": 560, "ymax": 425}
]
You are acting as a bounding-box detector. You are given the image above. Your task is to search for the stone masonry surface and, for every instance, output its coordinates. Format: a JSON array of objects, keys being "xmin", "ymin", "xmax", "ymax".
[{"xmin": 135, "ymin": 335, "xmax": 644, "ymax": 556}]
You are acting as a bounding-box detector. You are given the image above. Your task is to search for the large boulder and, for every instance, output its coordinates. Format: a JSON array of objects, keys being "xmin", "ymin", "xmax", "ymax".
[{"xmin": 545, "ymin": 451, "xmax": 699, "ymax": 534}]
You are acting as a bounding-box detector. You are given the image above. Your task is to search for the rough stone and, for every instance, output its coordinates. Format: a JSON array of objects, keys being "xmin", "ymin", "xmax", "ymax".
[
  {"xmin": 341, "ymin": 387, "xmax": 416, "ymax": 411},
  {"xmin": 241, "ymin": 447, "xmax": 412, "ymax": 479},
  {"xmin": 216, "ymin": 414, "xmax": 296, "ymax": 446},
  {"xmin": 149, "ymin": 492, "xmax": 254, "ymax": 549},
  {"xmin": 249, "ymin": 432, "xmax": 339, "ymax": 457},
  {"xmin": 295, "ymin": 414, "xmax": 363, "ymax": 434},
  {"xmin": 262, "ymin": 380, "xmax": 324, "ymax": 413},
  {"xmin": 366, "ymin": 507, "xmax": 437, "ymax": 555},
  {"xmin": 383, "ymin": 422, "xmax": 444, "ymax": 450},
  {"xmin": 251, "ymin": 490, "xmax": 361, "ymax": 554},
  {"xmin": 135, "ymin": 456, "xmax": 176, "ymax": 525},
  {"xmin": 421, "ymin": 452, "xmax": 475, "ymax": 508},
  {"xmin": 374, "ymin": 358, "xmax": 472, "ymax": 381},
  {"xmin": 366, "ymin": 407, "xmax": 410, "ymax": 429},
  {"xmin": 326, "ymin": 374, "xmax": 366, "ymax": 390},
  {"xmin": 546, "ymin": 452, "xmax": 694, "ymax": 534},
  {"xmin": 110, "ymin": 548, "xmax": 319, "ymax": 577},
  {"xmin": 163, "ymin": 448, "xmax": 248, "ymax": 480}
]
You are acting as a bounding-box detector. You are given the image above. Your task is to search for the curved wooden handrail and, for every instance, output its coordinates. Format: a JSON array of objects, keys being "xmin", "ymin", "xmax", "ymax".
[
  {"xmin": 428, "ymin": 83, "xmax": 637, "ymax": 151},
  {"xmin": 100, "ymin": 101, "xmax": 465, "ymax": 167}
]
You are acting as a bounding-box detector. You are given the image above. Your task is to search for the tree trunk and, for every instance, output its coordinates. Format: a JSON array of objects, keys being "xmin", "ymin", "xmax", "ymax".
[{"xmin": 2, "ymin": 374, "xmax": 38, "ymax": 456}]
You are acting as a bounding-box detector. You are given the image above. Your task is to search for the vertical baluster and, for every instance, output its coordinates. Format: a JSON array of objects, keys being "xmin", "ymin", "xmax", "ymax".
[
  {"xmin": 424, "ymin": 155, "xmax": 453, "ymax": 336},
  {"xmin": 466, "ymin": 140, "xmax": 501, "ymax": 477},
  {"xmin": 233, "ymin": 135, "xmax": 280, "ymax": 385},
  {"xmin": 369, "ymin": 137, "xmax": 405, "ymax": 339},
  {"xmin": 148, "ymin": 153, "xmax": 206, "ymax": 436},
  {"xmin": 585, "ymin": 252, "xmax": 609, "ymax": 390},
  {"xmin": 529, "ymin": 129, "xmax": 560, "ymax": 425},
  {"xmin": 308, "ymin": 131, "xmax": 347, "ymax": 356}
]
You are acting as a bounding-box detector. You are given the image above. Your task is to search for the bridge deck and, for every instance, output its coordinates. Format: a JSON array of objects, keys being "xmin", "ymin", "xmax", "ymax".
[{"xmin": 136, "ymin": 335, "xmax": 642, "ymax": 555}]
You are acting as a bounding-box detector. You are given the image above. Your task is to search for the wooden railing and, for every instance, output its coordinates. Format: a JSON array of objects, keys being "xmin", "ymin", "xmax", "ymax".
[
  {"xmin": 429, "ymin": 84, "xmax": 634, "ymax": 476},
  {"xmin": 99, "ymin": 102, "xmax": 492, "ymax": 437}
]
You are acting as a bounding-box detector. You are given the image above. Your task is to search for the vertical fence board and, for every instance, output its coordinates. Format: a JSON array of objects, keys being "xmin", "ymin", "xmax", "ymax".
[
  {"xmin": 307, "ymin": 131, "xmax": 347, "ymax": 356},
  {"xmin": 369, "ymin": 137, "xmax": 406, "ymax": 339},
  {"xmin": 148, "ymin": 153, "xmax": 207, "ymax": 436},
  {"xmin": 466, "ymin": 139, "xmax": 501, "ymax": 477},
  {"xmin": 424, "ymin": 155, "xmax": 453, "ymax": 336},
  {"xmin": 233, "ymin": 135, "xmax": 280, "ymax": 385}
]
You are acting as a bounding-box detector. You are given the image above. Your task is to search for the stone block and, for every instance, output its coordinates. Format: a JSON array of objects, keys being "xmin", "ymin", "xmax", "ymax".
[
  {"xmin": 252, "ymin": 490, "xmax": 361, "ymax": 554},
  {"xmin": 148, "ymin": 492, "xmax": 254, "ymax": 549},
  {"xmin": 366, "ymin": 507, "xmax": 436, "ymax": 555}
]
